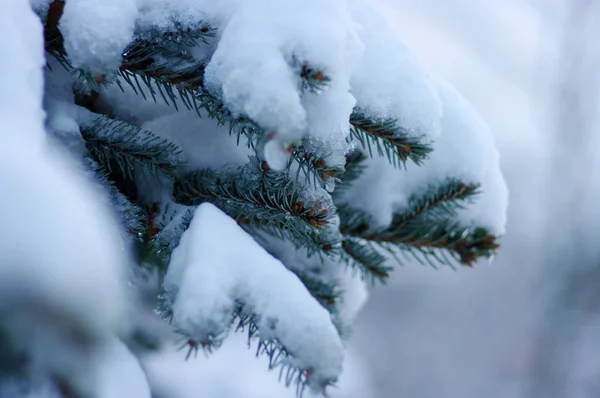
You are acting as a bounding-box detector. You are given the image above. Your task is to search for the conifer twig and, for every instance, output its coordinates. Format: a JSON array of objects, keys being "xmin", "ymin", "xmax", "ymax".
[
  {"xmin": 172, "ymin": 157, "xmax": 339, "ymax": 255},
  {"xmin": 349, "ymin": 110, "xmax": 433, "ymax": 167},
  {"xmin": 339, "ymin": 180, "xmax": 498, "ymax": 267},
  {"xmin": 80, "ymin": 116, "xmax": 185, "ymax": 180}
]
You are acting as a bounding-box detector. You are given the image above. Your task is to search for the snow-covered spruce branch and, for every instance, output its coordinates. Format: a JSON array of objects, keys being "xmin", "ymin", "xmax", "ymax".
[
  {"xmin": 338, "ymin": 180, "xmax": 499, "ymax": 268},
  {"xmin": 11, "ymin": 0, "xmax": 509, "ymax": 395},
  {"xmin": 172, "ymin": 157, "xmax": 339, "ymax": 256},
  {"xmin": 162, "ymin": 203, "xmax": 343, "ymax": 395},
  {"xmin": 39, "ymin": 4, "xmax": 343, "ymax": 188},
  {"xmin": 396, "ymin": 179, "xmax": 482, "ymax": 221},
  {"xmin": 144, "ymin": 204, "xmax": 195, "ymax": 275},
  {"xmin": 40, "ymin": 2, "xmax": 432, "ymax": 181},
  {"xmin": 334, "ymin": 156, "xmax": 489, "ymax": 275},
  {"xmin": 118, "ymin": 26, "xmax": 211, "ymax": 109},
  {"xmin": 119, "ymin": 32, "xmax": 347, "ymax": 188}
]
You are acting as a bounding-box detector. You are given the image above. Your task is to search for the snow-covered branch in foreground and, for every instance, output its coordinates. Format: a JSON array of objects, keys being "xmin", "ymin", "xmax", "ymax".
[
  {"xmin": 0, "ymin": 3, "xmax": 142, "ymax": 395},
  {"xmin": 164, "ymin": 203, "xmax": 343, "ymax": 392}
]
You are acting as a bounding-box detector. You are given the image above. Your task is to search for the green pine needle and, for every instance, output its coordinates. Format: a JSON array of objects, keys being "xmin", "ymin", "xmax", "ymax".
[
  {"xmin": 350, "ymin": 109, "xmax": 433, "ymax": 167},
  {"xmin": 80, "ymin": 116, "xmax": 185, "ymax": 181},
  {"xmin": 85, "ymin": 158, "xmax": 147, "ymax": 241},
  {"xmin": 340, "ymin": 179, "xmax": 498, "ymax": 267},
  {"xmin": 341, "ymin": 238, "xmax": 392, "ymax": 284},
  {"xmin": 172, "ymin": 157, "xmax": 340, "ymax": 256}
]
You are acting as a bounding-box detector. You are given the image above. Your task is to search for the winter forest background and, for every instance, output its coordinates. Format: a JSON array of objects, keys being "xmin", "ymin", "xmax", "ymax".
[
  {"xmin": 2, "ymin": 0, "xmax": 599, "ymax": 397},
  {"xmin": 148, "ymin": 1, "xmax": 600, "ymax": 397}
]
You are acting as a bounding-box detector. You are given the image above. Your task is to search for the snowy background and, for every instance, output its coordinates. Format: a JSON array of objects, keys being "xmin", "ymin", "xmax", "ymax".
[{"xmin": 140, "ymin": 1, "xmax": 600, "ymax": 397}]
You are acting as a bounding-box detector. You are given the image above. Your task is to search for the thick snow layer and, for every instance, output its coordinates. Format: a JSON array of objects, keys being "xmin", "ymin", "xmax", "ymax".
[
  {"xmin": 205, "ymin": 0, "xmax": 362, "ymax": 168},
  {"xmin": 164, "ymin": 203, "xmax": 344, "ymax": 387},
  {"xmin": 96, "ymin": 338, "xmax": 151, "ymax": 398},
  {"xmin": 1, "ymin": 2, "xmax": 128, "ymax": 333},
  {"xmin": 29, "ymin": 0, "xmax": 52, "ymax": 13},
  {"xmin": 254, "ymin": 235, "xmax": 368, "ymax": 331},
  {"xmin": 340, "ymin": 77, "xmax": 508, "ymax": 235},
  {"xmin": 0, "ymin": 13, "xmax": 131, "ymax": 396},
  {"xmin": 142, "ymin": 334, "xmax": 374, "ymax": 398},
  {"xmin": 61, "ymin": 0, "xmax": 137, "ymax": 75},
  {"xmin": 53, "ymin": 0, "xmax": 449, "ymax": 169},
  {"xmin": 336, "ymin": 266, "xmax": 369, "ymax": 326},
  {"xmin": 431, "ymin": 79, "xmax": 508, "ymax": 234},
  {"xmin": 1, "ymin": 0, "xmax": 46, "ymax": 143},
  {"xmin": 338, "ymin": 155, "xmax": 400, "ymax": 229},
  {"xmin": 0, "ymin": 4, "xmax": 131, "ymax": 388},
  {"xmin": 136, "ymin": 0, "xmax": 239, "ymax": 30},
  {"xmin": 0, "ymin": 135, "xmax": 129, "ymax": 336},
  {"xmin": 349, "ymin": 0, "xmax": 442, "ymax": 140}
]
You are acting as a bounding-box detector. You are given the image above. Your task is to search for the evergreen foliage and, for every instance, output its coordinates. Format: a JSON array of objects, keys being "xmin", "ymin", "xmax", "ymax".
[{"xmin": 0, "ymin": 2, "xmax": 504, "ymax": 396}]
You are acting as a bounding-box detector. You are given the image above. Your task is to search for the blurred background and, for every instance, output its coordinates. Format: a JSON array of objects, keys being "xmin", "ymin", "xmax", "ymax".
[{"xmin": 143, "ymin": 1, "xmax": 600, "ymax": 396}]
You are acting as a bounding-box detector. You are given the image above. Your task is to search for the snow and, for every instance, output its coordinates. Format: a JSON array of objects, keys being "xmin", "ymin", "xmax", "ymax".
[
  {"xmin": 336, "ymin": 266, "xmax": 369, "ymax": 327},
  {"xmin": 29, "ymin": 0, "xmax": 52, "ymax": 13},
  {"xmin": 142, "ymin": 333, "xmax": 374, "ymax": 398},
  {"xmin": 253, "ymin": 234, "xmax": 368, "ymax": 333},
  {"xmin": 204, "ymin": 5, "xmax": 307, "ymax": 143},
  {"xmin": 204, "ymin": 0, "xmax": 362, "ymax": 169},
  {"xmin": 0, "ymin": 4, "xmax": 137, "ymax": 394},
  {"xmin": 338, "ymin": 155, "xmax": 400, "ymax": 229},
  {"xmin": 349, "ymin": 0, "xmax": 443, "ymax": 140},
  {"xmin": 56, "ymin": 0, "xmax": 451, "ymax": 171},
  {"xmin": 0, "ymin": 135, "xmax": 130, "ymax": 336},
  {"xmin": 1, "ymin": 1, "xmax": 128, "ymax": 334},
  {"xmin": 396, "ymin": 78, "xmax": 508, "ymax": 234},
  {"xmin": 136, "ymin": 0, "xmax": 238, "ymax": 30},
  {"xmin": 1, "ymin": 0, "xmax": 46, "ymax": 143},
  {"xmin": 339, "ymin": 77, "xmax": 508, "ymax": 235},
  {"xmin": 60, "ymin": 0, "xmax": 137, "ymax": 76},
  {"xmin": 164, "ymin": 203, "xmax": 344, "ymax": 388},
  {"xmin": 96, "ymin": 338, "xmax": 151, "ymax": 398},
  {"xmin": 263, "ymin": 138, "xmax": 291, "ymax": 171}
]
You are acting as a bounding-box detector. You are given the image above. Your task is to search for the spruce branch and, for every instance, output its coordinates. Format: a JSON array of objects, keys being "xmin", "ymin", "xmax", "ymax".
[
  {"xmin": 41, "ymin": 13, "xmax": 432, "ymax": 187},
  {"xmin": 341, "ymin": 238, "xmax": 391, "ymax": 284},
  {"xmin": 173, "ymin": 306, "xmax": 330, "ymax": 398},
  {"xmin": 120, "ymin": 43, "xmax": 340, "ymax": 187},
  {"xmin": 395, "ymin": 180, "xmax": 481, "ymax": 222},
  {"xmin": 85, "ymin": 158, "xmax": 147, "ymax": 241},
  {"xmin": 141, "ymin": 204, "xmax": 195, "ymax": 277},
  {"xmin": 118, "ymin": 24, "xmax": 213, "ymax": 109},
  {"xmin": 80, "ymin": 116, "xmax": 185, "ymax": 181},
  {"xmin": 340, "ymin": 180, "xmax": 499, "ymax": 267},
  {"xmin": 349, "ymin": 109, "xmax": 433, "ymax": 167},
  {"xmin": 172, "ymin": 157, "xmax": 339, "ymax": 255}
]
